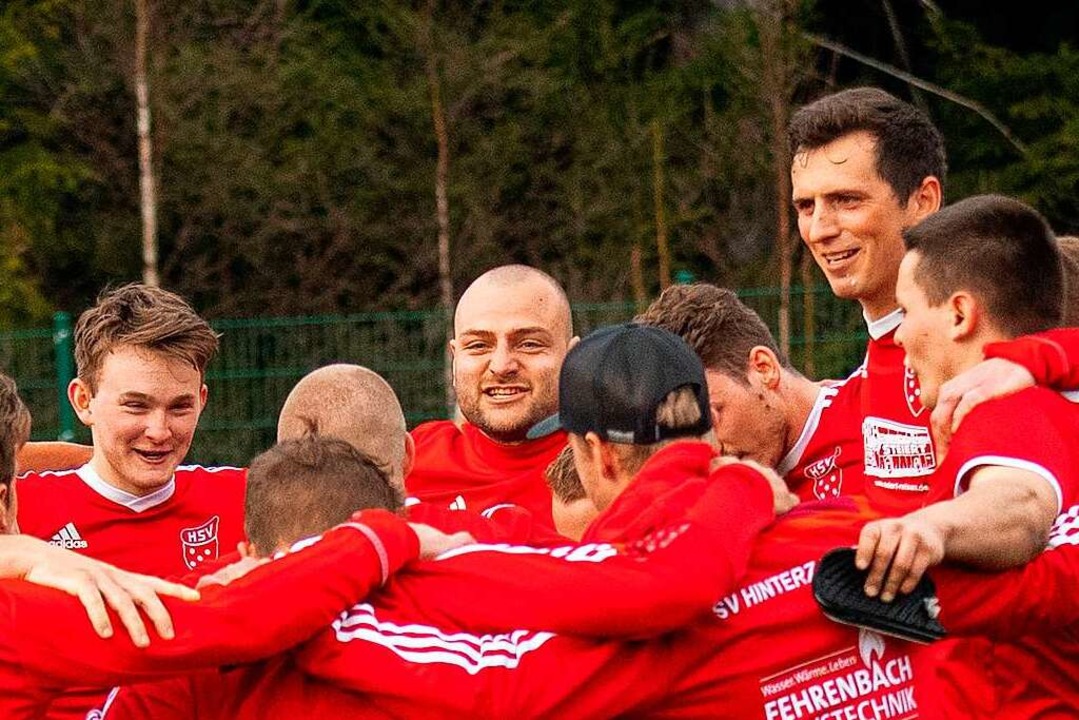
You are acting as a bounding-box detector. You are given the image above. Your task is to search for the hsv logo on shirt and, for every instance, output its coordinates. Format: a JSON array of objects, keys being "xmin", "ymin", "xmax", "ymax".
[
  {"xmin": 181, "ymin": 516, "xmax": 220, "ymax": 570},
  {"xmin": 1049, "ymin": 505, "xmax": 1079, "ymax": 548},
  {"xmin": 804, "ymin": 447, "xmax": 844, "ymax": 500},
  {"xmin": 903, "ymin": 367, "xmax": 926, "ymax": 418}
]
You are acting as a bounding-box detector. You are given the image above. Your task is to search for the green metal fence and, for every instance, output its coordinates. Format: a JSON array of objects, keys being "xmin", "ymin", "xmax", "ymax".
[{"xmin": 3, "ymin": 286, "xmax": 868, "ymax": 466}]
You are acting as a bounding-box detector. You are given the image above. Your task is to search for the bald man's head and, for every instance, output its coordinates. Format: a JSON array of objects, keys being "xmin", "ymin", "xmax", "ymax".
[
  {"xmin": 277, "ymin": 364, "xmax": 410, "ymax": 492},
  {"xmin": 453, "ymin": 265, "xmax": 572, "ymax": 341},
  {"xmin": 451, "ymin": 265, "xmax": 575, "ymax": 443}
]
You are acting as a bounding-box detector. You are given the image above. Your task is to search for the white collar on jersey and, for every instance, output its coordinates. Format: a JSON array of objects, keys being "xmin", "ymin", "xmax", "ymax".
[
  {"xmin": 776, "ymin": 383, "xmax": 840, "ymax": 478},
  {"xmin": 76, "ymin": 463, "xmax": 176, "ymax": 513},
  {"xmin": 864, "ymin": 307, "xmax": 904, "ymax": 340}
]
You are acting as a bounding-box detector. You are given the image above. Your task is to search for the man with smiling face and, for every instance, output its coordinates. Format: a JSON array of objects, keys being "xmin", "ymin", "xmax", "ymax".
[
  {"xmin": 16, "ymin": 283, "xmax": 246, "ymax": 720},
  {"xmin": 404, "ymin": 265, "xmax": 576, "ymax": 526},
  {"xmin": 788, "ymin": 87, "xmax": 947, "ymax": 515}
]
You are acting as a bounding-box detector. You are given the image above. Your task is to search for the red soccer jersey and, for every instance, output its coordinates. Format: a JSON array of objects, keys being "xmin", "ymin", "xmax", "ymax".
[
  {"xmin": 17, "ymin": 464, "xmax": 247, "ymax": 577},
  {"xmin": 0, "ymin": 512, "xmax": 418, "ymax": 720},
  {"xmin": 105, "ymin": 442, "xmax": 780, "ymax": 718},
  {"xmin": 405, "ymin": 420, "xmax": 565, "ymax": 525},
  {"xmin": 857, "ymin": 312, "xmax": 948, "ymax": 514},
  {"xmin": 16, "ymin": 463, "xmax": 247, "ymax": 719},
  {"xmin": 295, "ymin": 500, "xmax": 1079, "ymax": 719},
  {"xmin": 922, "ymin": 387, "xmax": 1079, "ymax": 718},
  {"xmin": 778, "ymin": 380, "xmax": 866, "ymax": 501}
]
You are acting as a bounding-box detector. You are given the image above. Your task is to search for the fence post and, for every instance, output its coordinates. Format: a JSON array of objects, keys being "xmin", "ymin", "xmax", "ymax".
[{"xmin": 53, "ymin": 311, "xmax": 76, "ymax": 441}]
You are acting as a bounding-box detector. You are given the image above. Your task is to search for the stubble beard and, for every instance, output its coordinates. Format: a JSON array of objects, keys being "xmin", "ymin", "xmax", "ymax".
[{"xmin": 461, "ymin": 389, "xmax": 557, "ymax": 445}]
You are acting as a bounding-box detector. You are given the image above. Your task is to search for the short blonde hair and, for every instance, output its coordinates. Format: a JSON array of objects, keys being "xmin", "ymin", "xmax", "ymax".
[{"xmin": 609, "ymin": 386, "xmax": 706, "ymax": 476}]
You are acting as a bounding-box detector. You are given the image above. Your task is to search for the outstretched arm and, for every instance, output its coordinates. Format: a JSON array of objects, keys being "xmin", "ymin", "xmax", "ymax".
[
  {"xmin": 3, "ymin": 511, "xmax": 421, "ymax": 691},
  {"xmin": 0, "ymin": 534, "xmax": 198, "ymax": 647},
  {"xmin": 400, "ymin": 463, "xmax": 777, "ymax": 638}
]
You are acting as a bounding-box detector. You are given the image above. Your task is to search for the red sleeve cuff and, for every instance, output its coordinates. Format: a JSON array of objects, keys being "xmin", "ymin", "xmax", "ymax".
[{"xmin": 341, "ymin": 509, "xmax": 419, "ymax": 582}]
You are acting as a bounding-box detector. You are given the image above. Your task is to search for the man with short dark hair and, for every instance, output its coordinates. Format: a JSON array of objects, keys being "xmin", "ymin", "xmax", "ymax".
[
  {"xmin": 243, "ymin": 437, "xmax": 401, "ymax": 557},
  {"xmin": 405, "ymin": 265, "xmax": 577, "ymax": 523},
  {"xmin": 789, "ymin": 86, "xmax": 946, "ymax": 514},
  {"xmin": 856, "ymin": 194, "xmax": 1079, "ymax": 717},
  {"xmin": 636, "ymin": 283, "xmax": 864, "ymax": 500}
]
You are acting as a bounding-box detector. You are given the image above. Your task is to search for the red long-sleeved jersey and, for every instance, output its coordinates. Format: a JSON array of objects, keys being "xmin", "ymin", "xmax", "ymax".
[
  {"xmin": 294, "ymin": 499, "xmax": 1079, "ymax": 719},
  {"xmin": 104, "ymin": 441, "xmax": 777, "ymax": 718},
  {"xmin": 0, "ymin": 510, "xmax": 416, "ymax": 719},
  {"xmin": 105, "ymin": 442, "xmax": 1079, "ymax": 718}
]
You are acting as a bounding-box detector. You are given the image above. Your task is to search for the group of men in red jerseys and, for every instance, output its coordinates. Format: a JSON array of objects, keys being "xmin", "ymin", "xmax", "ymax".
[{"xmin": 0, "ymin": 85, "xmax": 1075, "ymax": 719}]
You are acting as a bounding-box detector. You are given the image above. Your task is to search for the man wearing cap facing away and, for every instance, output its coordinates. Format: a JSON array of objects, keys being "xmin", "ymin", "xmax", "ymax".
[{"xmin": 265, "ymin": 323, "xmax": 1074, "ymax": 719}]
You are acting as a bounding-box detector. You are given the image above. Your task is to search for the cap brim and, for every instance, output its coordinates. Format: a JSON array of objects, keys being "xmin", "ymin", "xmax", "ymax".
[{"xmin": 525, "ymin": 413, "xmax": 563, "ymax": 440}]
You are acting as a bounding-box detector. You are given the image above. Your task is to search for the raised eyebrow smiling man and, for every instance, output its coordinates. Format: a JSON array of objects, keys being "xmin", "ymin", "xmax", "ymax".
[
  {"xmin": 16, "ymin": 284, "xmax": 247, "ymax": 720},
  {"xmin": 788, "ymin": 86, "xmax": 945, "ymax": 515},
  {"xmin": 404, "ymin": 265, "xmax": 578, "ymax": 525}
]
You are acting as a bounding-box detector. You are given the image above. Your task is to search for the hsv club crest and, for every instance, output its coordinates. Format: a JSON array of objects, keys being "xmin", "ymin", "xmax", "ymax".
[
  {"xmin": 181, "ymin": 515, "xmax": 221, "ymax": 570},
  {"xmin": 804, "ymin": 446, "xmax": 843, "ymax": 500},
  {"xmin": 904, "ymin": 366, "xmax": 926, "ymax": 417}
]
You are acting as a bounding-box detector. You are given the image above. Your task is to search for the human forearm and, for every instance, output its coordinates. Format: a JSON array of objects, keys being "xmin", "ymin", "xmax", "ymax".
[
  {"xmin": 18, "ymin": 511, "xmax": 419, "ymax": 687},
  {"xmin": 916, "ymin": 482, "xmax": 1050, "ymax": 569}
]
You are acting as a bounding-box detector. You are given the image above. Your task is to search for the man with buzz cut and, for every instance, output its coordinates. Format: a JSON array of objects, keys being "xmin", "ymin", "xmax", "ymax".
[
  {"xmin": 405, "ymin": 264, "xmax": 577, "ymax": 525},
  {"xmin": 15, "ymin": 283, "xmax": 247, "ymax": 720}
]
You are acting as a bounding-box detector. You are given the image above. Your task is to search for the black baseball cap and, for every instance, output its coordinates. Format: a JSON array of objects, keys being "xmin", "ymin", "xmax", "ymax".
[{"xmin": 528, "ymin": 323, "xmax": 712, "ymax": 444}]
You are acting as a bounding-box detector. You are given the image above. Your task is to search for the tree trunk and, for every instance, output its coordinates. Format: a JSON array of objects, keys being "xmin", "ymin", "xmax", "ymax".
[
  {"xmin": 631, "ymin": 244, "xmax": 647, "ymax": 312},
  {"xmin": 135, "ymin": 0, "xmax": 159, "ymax": 287},
  {"xmin": 652, "ymin": 118, "xmax": 671, "ymax": 290},
  {"xmin": 422, "ymin": 0, "xmax": 455, "ymax": 417},
  {"xmin": 758, "ymin": 6, "xmax": 792, "ymax": 356},
  {"xmin": 800, "ymin": 250, "xmax": 816, "ymax": 377}
]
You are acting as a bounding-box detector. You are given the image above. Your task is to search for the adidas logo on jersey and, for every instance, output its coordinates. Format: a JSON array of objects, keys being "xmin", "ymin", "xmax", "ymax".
[{"xmin": 49, "ymin": 522, "xmax": 89, "ymax": 549}]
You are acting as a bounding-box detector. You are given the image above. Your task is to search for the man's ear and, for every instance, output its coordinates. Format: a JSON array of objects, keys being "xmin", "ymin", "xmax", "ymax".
[
  {"xmin": 68, "ymin": 379, "xmax": 94, "ymax": 427},
  {"xmin": 0, "ymin": 484, "xmax": 10, "ymax": 534},
  {"xmin": 237, "ymin": 540, "xmax": 257, "ymax": 559},
  {"xmin": 448, "ymin": 340, "xmax": 458, "ymax": 389},
  {"xmin": 199, "ymin": 383, "xmax": 209, "ymax": 411},
  {"xmin": 907, "ymin": 176, "xmax": 943, "ymax": 221},
  {"xmin": 747, "ymin": 346, "xmax": 782, "ymax": 390},
  {"xmin": 948, "ymin": 291, "xmax": 978, "ymax": 341},
  {"xmin": 592, "ymin": 435, "xmax": 624, "ymax": 483}
]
